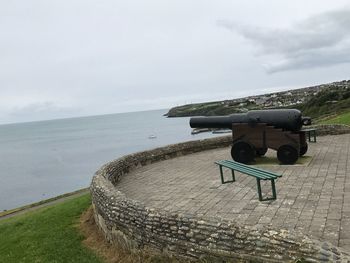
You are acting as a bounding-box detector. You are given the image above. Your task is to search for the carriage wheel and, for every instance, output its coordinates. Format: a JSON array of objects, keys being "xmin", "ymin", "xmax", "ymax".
[
  {"xmin": 277, "ymin": 145, "xmax": 298, "ymax": 165},
  {"xmin": 231, "ymin": 141, "xmax": 255, "ymax": 164},
  {"xmin": 256, "ymin": 147, "xmax": 268, "ymax": 156},
  {"xmin": 300, "ymin": 143, "xmax": 308, "ymax": 156}
]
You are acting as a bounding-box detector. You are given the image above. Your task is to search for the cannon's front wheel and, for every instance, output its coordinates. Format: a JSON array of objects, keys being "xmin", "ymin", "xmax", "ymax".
[
  {"xmin": 256, "ymin": 147, "xmax": 268, "ymax": 156},
  {"xmin": 277, "ymin": 145, "xmax": 298, "ymax": 165},
  {"xmin": 300, "ymin": 143, "xmax": 308, "ymax": 156},
  {"xmin": 231, "ymin": 141, "xmax": 255, "ymax": 164}
]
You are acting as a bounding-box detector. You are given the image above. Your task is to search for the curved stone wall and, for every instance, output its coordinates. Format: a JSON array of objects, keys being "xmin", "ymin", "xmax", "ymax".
[
  {"xmin": 90, "ymin": 134, "xmax": 350, "ymax": 262},
  {"xmin": 312, "ymin": 124, "xmax": 350, "ymax": 136}
]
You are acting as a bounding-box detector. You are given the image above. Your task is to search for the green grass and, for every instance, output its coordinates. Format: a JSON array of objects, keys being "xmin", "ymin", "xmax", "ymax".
[
  {"xmin": 318, "ymin": 111, "xmax": 350, "ymax": 125},
  {"xmin": 0, "ymin": 194, "xmax": 102, "ymax": 263},
  {"xmin": 0, "ymin": 192, "xmax": 310, "ymax": 263},
  {"xmin": 0, "ymin": 188, "xmax": 88, "ymax": 218}
]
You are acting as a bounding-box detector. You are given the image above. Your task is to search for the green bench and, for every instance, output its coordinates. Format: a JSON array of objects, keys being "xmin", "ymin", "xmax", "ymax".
[
  {"xmin": 215, "ymin": 160, "xmax": 282, "ymax": 201},
  {"xmin": 301, "ymin": 128, "xmax": 317, "ymax": 143}
]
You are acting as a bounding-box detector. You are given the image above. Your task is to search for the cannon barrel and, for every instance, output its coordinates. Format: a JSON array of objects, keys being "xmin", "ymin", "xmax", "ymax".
[{"xmin": 190, "ymin": 109, "xmax": 310, "ymax": 132}]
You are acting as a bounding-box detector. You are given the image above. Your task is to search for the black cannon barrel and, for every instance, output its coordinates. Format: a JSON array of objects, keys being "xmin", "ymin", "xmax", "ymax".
[{"xmin": 190, "ymin": 109, "xmax": 310, "ymax": 132}]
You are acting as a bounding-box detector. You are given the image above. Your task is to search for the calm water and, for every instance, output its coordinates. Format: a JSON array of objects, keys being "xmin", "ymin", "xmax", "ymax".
[{"xmin": 0, "ymin": 109, "xmax": 220, "ymax": 211}]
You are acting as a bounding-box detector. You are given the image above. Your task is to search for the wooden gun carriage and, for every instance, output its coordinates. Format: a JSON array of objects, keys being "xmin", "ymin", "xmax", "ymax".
[{"xmin": 190, "ymin": 109, "xmax": 311, "ymax": 165}]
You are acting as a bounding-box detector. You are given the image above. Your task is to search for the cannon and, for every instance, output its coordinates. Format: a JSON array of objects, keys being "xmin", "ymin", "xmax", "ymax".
[{"xmin": 190, "ymin": 109, "xmax": 312, "ymax": 165}]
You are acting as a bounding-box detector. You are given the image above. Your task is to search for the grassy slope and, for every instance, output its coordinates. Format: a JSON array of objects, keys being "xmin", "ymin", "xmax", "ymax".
[
  {"xmin": 318, "ymin": 111, "xmax": 350, "ymax": 125},
  {"xmin": 298, "ymin": 89, "xmax": 350, "ymax": 121},
  {"xmin": 0, "ymin": 195, "xmax": 238, "ymax": 263},
  {"xmin": 0, "ymin": 194, "xmax": 102, "ymax": 263}
]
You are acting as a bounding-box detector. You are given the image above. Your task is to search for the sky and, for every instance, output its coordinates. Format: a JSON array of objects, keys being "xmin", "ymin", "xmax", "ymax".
[{"xmin": 1, "ymin": 0, "xmax": 350, "ymax": 124}]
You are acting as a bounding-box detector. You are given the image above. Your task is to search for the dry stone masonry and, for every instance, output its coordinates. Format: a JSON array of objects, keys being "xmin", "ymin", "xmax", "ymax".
[
  {"xmin": 90, "ymin": 126, "xmax": 350, "ymax": 262},
  {"xmin": 313, "ymin": 124, "xmax": 350, "ymax": 136}
]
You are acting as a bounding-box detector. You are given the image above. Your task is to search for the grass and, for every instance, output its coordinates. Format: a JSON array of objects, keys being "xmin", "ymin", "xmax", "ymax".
[
  {"xmin": 0, "ymin": 190, "xmax": 260, "ymax": 263},
  {"xmin": 0, "ymin": 192, "xmax": 187, "ymax": 263},
  {"xmin": 0, "ymin": 188, "xmax": 89, "ymax": 217},
  {"xmin": 318, "ymin": 111, "xmax": 350, "ymax": 125},
  {"xmin": 0, "ymin": 192, "xmax": 309, "ymax": 263},
  {"xmin": 0, "ymin": 194, "xmax": 240, "ymax": 263},
  {"xmin": 0, "ymin": 193, "xmax": 103, "ymax": 263}
]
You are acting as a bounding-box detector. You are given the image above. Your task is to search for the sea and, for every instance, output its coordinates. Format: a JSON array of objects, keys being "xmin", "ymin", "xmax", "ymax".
[{"xmin": 0, "ymin": 109, "xmax": 220, "ymax": 211}]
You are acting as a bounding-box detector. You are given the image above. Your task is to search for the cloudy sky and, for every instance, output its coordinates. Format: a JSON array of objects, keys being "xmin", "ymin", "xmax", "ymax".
[{"xmin": 1, "ymin": 0, "xmax": 350, "ymax": 124}]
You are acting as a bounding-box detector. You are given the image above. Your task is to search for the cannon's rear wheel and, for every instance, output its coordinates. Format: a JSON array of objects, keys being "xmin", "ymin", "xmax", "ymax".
[
  {"xmin": 256, "ymin": 147, "xmax": 268, "ymax": 156},
  {"xmin": 277, "ymin": 145, "xmax": 298, "ymax": 165},
  {"xmin": 231, "ymin": 141, "xmax": 255, "ymax": 164},
  {"xmin": 300, "ymin": 143, "xmax": 308, "ymax": 156}
]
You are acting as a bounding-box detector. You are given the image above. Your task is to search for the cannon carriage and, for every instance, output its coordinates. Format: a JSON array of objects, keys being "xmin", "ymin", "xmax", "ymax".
[{"xmin": 190, "ymin": 109, "xmax": 311, "ymax": 165}]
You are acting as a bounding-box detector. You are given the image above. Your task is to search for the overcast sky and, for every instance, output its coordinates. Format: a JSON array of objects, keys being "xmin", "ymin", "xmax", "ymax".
[{"xmin": 1, "ymin": 0, "xmax": 350, "ymax": 124}]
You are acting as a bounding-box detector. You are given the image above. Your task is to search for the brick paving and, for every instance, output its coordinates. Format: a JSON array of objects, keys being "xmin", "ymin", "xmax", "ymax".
[{"xmin": 117, "ymin": 134, "xmax": 350, "ymax": 251}]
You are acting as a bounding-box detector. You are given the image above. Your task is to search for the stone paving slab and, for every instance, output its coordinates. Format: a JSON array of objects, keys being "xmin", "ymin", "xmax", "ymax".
[{"xmin": 117, "ymin": 134, "xmax": 350, "ymax": 251}]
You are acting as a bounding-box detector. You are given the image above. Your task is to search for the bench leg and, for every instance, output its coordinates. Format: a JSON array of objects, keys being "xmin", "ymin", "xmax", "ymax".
[
  {"xmin": 256, "ymin": 178, "xmax": 263, "ymax": 201},
  {"xmin": 271, "ymin": 179, "xmax": 277, "ymax": 200},
  {"xmin": 308, "ymin": 130, "xmax": 316, "ymax": 143},
  {"xmin": 313, "ymin": 130, "xmax": 317, "ymax": 143},
  {"xmin": 220, "ymin": 166, "xmax": 225, "ymax": 184},
  {"xmin": 219, "ymin": 165, "xmax": 235, "ymax": 184},
  {"xmin": 256, "ymin": 178, "xmax": 277, "ymax": 201},
  {"xmin": 231, "ymin": 170, "xmax": 236, "ymax": 182}
]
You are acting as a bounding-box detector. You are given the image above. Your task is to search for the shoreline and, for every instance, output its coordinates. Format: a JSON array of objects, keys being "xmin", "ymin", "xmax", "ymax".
[{"xmin": 0, "ymin": 188, "xmax": 89, "ymax": 220}]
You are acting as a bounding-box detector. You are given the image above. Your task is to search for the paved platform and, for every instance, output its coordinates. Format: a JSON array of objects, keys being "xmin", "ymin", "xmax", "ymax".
[{"xmin": 117, "ymin": 134, "xmax": 350, "ymax": 251}]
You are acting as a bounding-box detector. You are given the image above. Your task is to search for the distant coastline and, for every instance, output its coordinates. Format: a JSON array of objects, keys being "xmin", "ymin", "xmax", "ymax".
[{"xmin": 165, "ymin": 80, "xmax": 350, "ymax": 119}]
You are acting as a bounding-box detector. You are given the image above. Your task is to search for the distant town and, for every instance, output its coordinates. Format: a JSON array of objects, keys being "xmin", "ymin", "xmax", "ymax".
[
  {"xmin": 166, "ymin": 80, "xmax": 350, "ymax": 117},
  {"xmin": 234, "ymin": 80, "xmax": 349, "ymax": 110}
]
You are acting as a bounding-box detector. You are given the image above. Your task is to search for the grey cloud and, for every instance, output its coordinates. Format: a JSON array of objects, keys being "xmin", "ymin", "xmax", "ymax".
[
  {"xmin": 218, "ymin": 8, "xmax": 350, "ymax": 73},
  {"xmin": 264, "ymin": 45, "xmax": 350, "ymax": 73}
]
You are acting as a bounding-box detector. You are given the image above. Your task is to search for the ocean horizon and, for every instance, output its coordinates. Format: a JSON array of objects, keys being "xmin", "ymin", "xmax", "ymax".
[{"xmin": 0, "ymin": 109, "xmax": 220, "ymax": 211}]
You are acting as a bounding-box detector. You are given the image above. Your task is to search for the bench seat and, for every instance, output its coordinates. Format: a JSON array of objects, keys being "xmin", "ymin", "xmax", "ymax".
[{"xmin": 215, "ymin": 160, "xmax": 282, "ymax": 201}]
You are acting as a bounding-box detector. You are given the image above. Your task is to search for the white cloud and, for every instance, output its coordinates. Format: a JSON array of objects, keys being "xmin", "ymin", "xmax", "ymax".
[{"xmin": 219, "ymin": 7, "xmax": 350, "ymax": 73}]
